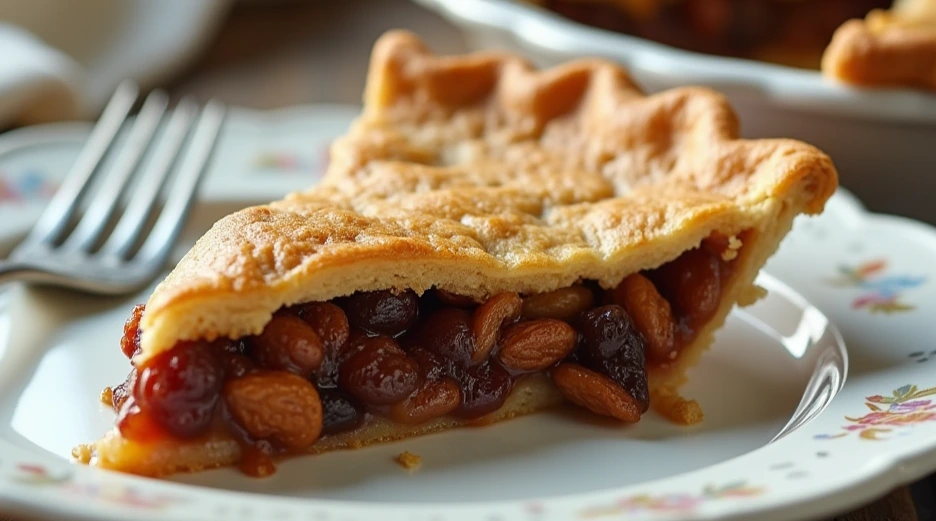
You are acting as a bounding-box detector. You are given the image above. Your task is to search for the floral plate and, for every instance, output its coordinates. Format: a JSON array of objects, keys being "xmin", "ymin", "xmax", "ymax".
[{"xmin": 1, "ymin": 106, "xmax": 935, "ymax": 521}]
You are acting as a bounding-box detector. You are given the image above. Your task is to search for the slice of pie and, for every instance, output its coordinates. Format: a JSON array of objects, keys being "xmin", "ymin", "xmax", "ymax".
[
  {"xmin": 822, "ymin": 0, "xmax": 936, "ymax": 90},
  {"xmin": 73, "ymin": 30, "xmax": 838, "ymax": 477}
]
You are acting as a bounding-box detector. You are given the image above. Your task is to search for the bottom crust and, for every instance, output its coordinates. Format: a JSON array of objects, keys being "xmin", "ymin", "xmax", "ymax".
[
  {"xmin": 75, "ymin": 199, "xmax": 799, "ymax": 477},
  {"xmin": 76, "ymin": 374, "xmax": 566, "ymax": 476}
]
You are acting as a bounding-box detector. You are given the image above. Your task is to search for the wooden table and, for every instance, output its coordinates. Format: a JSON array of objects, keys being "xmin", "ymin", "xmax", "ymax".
[{"xmin": 5, "ymin": 0, "xmax": 933, "ymax": 519}]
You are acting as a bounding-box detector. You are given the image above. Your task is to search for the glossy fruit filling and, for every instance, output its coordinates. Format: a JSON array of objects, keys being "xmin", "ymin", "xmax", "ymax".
[
  {"xmin": 106, "ymin": 232, "xmax": 744, "ymax": 475},
  {"xmin": 536, "ymin": 0, "xmax": 892, "ymax": 69}
]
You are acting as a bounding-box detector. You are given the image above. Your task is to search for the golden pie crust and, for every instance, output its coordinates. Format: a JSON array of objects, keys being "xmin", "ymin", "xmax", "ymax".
[
  {"xmin": 75, "ymin": 30, "xmax": 838, "ymax": 476},
  {"xmin": 822, "ymin": 0, "xmax": 936, "ymax": 90}
]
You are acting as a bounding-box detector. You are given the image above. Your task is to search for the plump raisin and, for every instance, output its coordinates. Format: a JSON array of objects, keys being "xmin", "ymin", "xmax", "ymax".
[
  {"xmin": 648, "ymin": 247, "xmax": 721, "ymax": 326},
  {"xmin": 596, "ymin": 352, "xmax": 649, "ymax": 412},
  {"xmin": 454, "ymin": 361, "xmax": 514, "ymax": 419},
  {"xmin": 521, "ymin": 286, "xmax": 595, "ymax": 320},
  {"xmin": 578, "ymin": 305, "xmax": 644, "ymax": 363},
  {"xmin": 339, "ymin": 340, "xmax": 418, "ymax": 405},
  {"xmin": 575, "ymin": 304, "xmax": 649, "ymax": 409},
  {"xmin": 340, "ymin": 289, "xmax": 419, "ymax": 336},
  {"xmin": 551, "ymin": 363, "xmax": 643, "ymax": 422},
  {"xmin": 295, "ymin": 302, "xmax": 350, "ymax": 352},
  {"xmin": 471, "ymin": 292, "xmax": 522, "ymax": 362},
  {"xmin": 119, "ymin": 304, "xmax": 145, "ymax": 359},
  {"xmin": 611, "ymin": 274, "xmax": 676, "ymax": 364},
  {"xmin": 319, "ymin": 389, "xmax": 365, "ymax": 435},
  {"xmin": 223, "ymin": 371, "xmax": 323, "ymax": 449},
  {"xmin": 321, "ymin": 333, "xmax": 398, "ymax": 390},
  {"xmin": 340, "ymin": 331, "xmax": 371, "ymax": 361},
  {"xmin": 298, "ymin": 304, "xmax": 350, "ymax": 389},
  {"xmin": 316, "ymin": 359, "xmax": 340, "ymax": 389},
  {"xmin": 389, "ymin": 378, "xmax": 461, "ymax": 425},
  {"xmin": 116, "ymin": 396, "xmax": 166, "ymax": 443},
  {"xmin": 409, "ymin": 347, "xmax": 447, "ymax": 383},
  {"xmin": 497, "ymin": 319, "xmax": 577, "ymax": 372},
  {"xmin": 135, "ymin": 342, "xmax": 223, "ymax": 438},
  {"xmin": 252, "ymin": 315, "xmax": 325, "ymax": 377},
  {"xmin": 360, "ymin": 335, "xmax": 405, "ymax": 355},
  {"xmin": 405, "ymin": 308, "xmax": 475, "ymax": 367}
]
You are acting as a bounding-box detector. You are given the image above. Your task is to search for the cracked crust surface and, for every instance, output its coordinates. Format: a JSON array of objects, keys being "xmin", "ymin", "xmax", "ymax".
[
  {"xmin": 822, "ymin": 0, "xmax": 936, "ymax": 90},
  {"xmin": 137, "ymin": 30, "xmax": 837, "ymax": 366}
]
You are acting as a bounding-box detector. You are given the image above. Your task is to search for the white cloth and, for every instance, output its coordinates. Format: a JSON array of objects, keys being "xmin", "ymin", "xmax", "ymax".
[
  {"xmin": 0, "ymin": 0, "xmax": 230, "ymax": 128},
  {"xmin": 0, "ymin": 23, "xmax": 82, "ymax": 126}
]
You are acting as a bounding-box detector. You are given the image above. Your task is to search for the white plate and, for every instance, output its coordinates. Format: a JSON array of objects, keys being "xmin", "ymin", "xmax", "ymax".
[
  {"xmin": 1, "ymin": 106, "xmax": 936, "ymax": 521},
  {"xmin": 413, "ymin": 0, "xmax": 936, "ymax": 224}
]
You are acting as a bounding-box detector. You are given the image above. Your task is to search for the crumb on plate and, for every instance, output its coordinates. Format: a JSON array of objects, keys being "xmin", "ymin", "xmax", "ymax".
[
  {"xmin": 395, "ymin": 451, "xmax": 422, "ymax": 471},
  {"xmin": 100, "ymin": 387, "xmax": 113, "ymax": 406}
]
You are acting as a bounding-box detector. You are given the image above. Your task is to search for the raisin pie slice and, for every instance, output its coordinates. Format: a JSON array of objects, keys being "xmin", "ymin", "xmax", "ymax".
[
  {"xmin": 822, "ymin": 0, "xmax": 936, "ymax": 90},
  {"xmin": 74, "ymin": 31, "xmax": 838, "ymax": 477}
]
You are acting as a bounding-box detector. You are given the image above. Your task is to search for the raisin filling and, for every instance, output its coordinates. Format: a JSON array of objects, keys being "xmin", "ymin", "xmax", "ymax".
[
  {"xmin": 538, "ymin": 0, "xmax": 892, "ymax": 69},
  {"xmin": 105, "ymin": 232, "xmax": 744, "ymax": 475}
]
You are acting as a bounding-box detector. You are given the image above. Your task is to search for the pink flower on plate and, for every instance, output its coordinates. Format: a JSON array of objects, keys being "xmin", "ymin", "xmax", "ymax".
[
  {"xmin": 17, "ymin": 464, "xmax": 46, "ymax": 475},
  {"xmin": 891, "ymin": 400, "xmax": 933, "ymax": 412},
  {"xmin": 816, "ymin": 385, "xmax": 936, "ymax": 440},
  {"xmin": 618, "ymin": 494, "xmax": 701, "ymax": 512},
  {"xmin": 855, "ymin": 411, "xmax": 936, "ymax": 427},
  {"xmin": 853, "ymin": 294, "xmax": 895, "ymax": 308}
]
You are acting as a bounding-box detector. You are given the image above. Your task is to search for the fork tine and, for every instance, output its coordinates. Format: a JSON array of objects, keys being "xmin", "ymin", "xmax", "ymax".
[
  {"xmin": 135, "ymin": 100, "xmax": 225, "ymax": 267},
  {"xmin": 14, "ymin": 81, "xmax": 138, "ymax": 252},
  {"xmin": 61, "ymin": 90, "xmax": 169, "ymax": 253},
  {"xmin": 99, "ymin": 98, "xmax": 198, "ymax": 259}
]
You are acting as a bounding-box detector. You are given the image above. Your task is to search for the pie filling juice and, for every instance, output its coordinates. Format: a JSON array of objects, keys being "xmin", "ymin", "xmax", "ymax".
[{"xmin": 104, "ymin": 231, "xmax": 747, "ymax": 476}]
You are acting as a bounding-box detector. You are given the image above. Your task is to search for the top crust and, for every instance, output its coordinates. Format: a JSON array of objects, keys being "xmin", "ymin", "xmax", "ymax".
[
  {"xmin": 137, "ymin": 31, "xmax": 837, "ymax": 362},
  {"xmin": 822, "ymin": 0, "xmax": 936, "ymax": 90}
]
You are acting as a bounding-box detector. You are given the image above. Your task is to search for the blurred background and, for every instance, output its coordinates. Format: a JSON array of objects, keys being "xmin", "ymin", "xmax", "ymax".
[
  {"xmin": 0, "ymin": 0, "xmax": 467, "ymax": 124},
  {"xmin": 163, "ymin": 0, "xmax": 467, "ymax": 109}
]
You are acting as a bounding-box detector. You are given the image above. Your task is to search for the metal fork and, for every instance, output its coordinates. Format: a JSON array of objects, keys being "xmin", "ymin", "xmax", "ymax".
[{"xmin": 0, "ymin": 81, "xmax": 225, "ymax": 295}]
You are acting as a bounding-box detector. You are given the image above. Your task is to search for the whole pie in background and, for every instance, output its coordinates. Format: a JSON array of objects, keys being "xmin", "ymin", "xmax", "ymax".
[
  {"xmin": 528, "ymin": 0, "xmax": 936, "ymax": 90},
  {"xmin": 74, "ymin": 30, "xmax": 838, "ymax": 478},
  {"xmin": 823, "ymin": 0, "xmax": 936, "ymax": 90}
]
